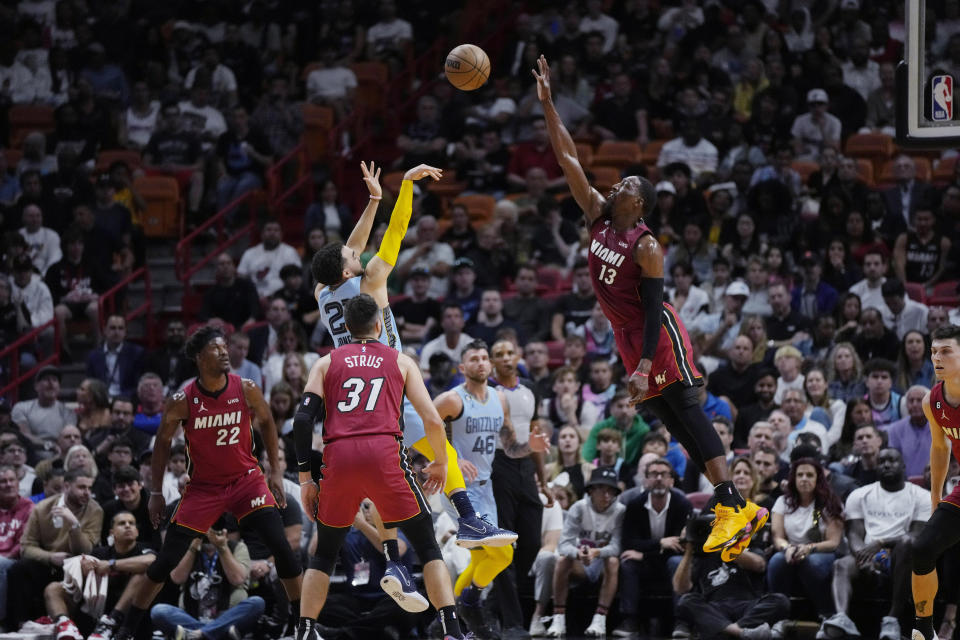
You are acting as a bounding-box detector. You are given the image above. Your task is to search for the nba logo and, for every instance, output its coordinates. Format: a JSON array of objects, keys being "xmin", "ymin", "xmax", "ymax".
[{"xmin": 933, "ymin": 75, "xmax": 953, "ymax": 121}]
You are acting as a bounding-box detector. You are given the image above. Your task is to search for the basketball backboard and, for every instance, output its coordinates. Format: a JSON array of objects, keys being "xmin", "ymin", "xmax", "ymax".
[{"xmin": 897, "ymin": 0, "xmax": 960, "ymax": 147}]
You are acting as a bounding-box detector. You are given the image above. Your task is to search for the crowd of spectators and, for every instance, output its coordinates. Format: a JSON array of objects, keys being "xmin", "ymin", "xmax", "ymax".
[{"xmin": 2, "ymin": 0, "xmax": 960, "ymax": 638}]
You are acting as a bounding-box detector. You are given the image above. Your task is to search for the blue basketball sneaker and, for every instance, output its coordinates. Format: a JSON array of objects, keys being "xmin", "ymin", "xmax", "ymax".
[
  {"xmin": 456, "ymin": 513, "xmax": 518, "ymax": 548},
  {"xmin": 380, "ymin": 560, "xmax": 429, "ymax": 612}
]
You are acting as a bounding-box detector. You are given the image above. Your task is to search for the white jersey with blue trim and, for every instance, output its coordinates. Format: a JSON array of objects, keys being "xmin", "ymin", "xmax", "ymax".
[
  {"xmin": 317, "ymin": 275, "xmax": 402, "ymax": 351},
  {"xmin": 449, "ymin": 385, "xmax": 503, "ymax": 483},
  {"xmin": 317, "ymin": 275, "xmax": 425, "ymax": 445}
]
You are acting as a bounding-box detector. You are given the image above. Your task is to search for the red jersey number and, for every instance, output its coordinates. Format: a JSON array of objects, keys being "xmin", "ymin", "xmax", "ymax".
[{"xmin": 337, "ymin": 376, "xmax": 385, "ymax": 412}]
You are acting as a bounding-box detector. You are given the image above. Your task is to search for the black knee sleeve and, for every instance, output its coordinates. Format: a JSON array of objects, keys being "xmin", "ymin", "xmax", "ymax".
[
  {"xmin": 658, "ymin": 383, "xmax": 724, "ymax": 468},
  {"xmin": 309, "ymin": 522, "xmax": 350, "ymax": 574},
  {"xmin": 913, "ymin": 504, "xmax": 960, "ymax": 575},
  {"xmin": 240, "ymin": 507, "xmax": 302, "ymax": 579},
  {"xmin": 399, "ymin": 512, "xmax": 442, "ymax": 564},
  {"xmin": 147, "ymin": 524, "xmax": 201, "ymax": 583}
]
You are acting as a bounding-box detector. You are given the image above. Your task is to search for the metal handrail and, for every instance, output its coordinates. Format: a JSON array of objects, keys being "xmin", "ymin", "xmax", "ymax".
[{"xmin": 0, "ymin": 318, "xmax": 60, "ymax": 402}]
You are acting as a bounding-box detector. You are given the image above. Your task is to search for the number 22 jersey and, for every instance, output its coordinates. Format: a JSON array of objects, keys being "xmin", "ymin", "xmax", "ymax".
[{"xmin": 181, "ymin": 374, "xmax": 259, "ymax": 485}]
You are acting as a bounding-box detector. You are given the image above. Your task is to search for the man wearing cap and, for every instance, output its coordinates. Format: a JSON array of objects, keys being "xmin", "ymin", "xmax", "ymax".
[
  {"xmin": 11, "ymin": 366, "xmax": 73, "ymax": 449},
  {"xmin": 393, "ymin": 265, "xmax": 442, "ymax": 346},
  {"xmin": 790, "ymin": 88, "xmax": 841, "ymax": 161},
  {"xmin": 694, "ymin": 279, "xmax": 751, "ymax": 355},
  {"xmin": 881, "ymin": 278, "xmax": 928, "ymax": 339},
  {"xmin": 791, "ymin": 252, "xmax": 839, "ymax": 321},
  {"xmin": 445, "ymin": 257, "xmax": 482, "ymax": 324},
  {"xmin": 544, "ymin": 466, "xmax": 626, "ymax": 637}
]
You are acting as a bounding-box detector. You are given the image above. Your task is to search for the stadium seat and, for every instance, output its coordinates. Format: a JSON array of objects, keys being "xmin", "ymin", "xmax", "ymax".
[
  {"xmin": 95, "ymin": 149, "xmax": 143, "ymax": 174},
  {"xmin": 301, "ymin": 104, "xmax": 334, "ymax": 161},
  {"xmin": 651, "ymin": 118, "xmax": 674, "ymax": 140},
  {"xmin": 844, "ymin": 132, "xmax": 895, "ymax": 162},
  {"xmin": 452, "ymin": 194, "xmax": 496, "ymax": 224},
  {"xmin": 546, "ymin": 340, "xmax": 565, "ymax": 369},
  {"xmin": 686, "ymin": 491, "xmax": 712, "ymax": 511},
  {"xmin": 640, "ymin": 139, "xmax": 666, "ymax": 165},
  {"xmin": 350, "ymin": 62, "xmax": 390, "ymax": 110},
  {"xmin": 877, "ymin": 157, "xmax": 931, "ymax": 185},
  {"xmin": 905, "ymin": 282, "xmax": 926, "ymax": 304},
  {"xmin": 933, "ymin": 156, "xmax": 957, "ymax": 185},
  {"xmin": 428, "ymin": 169, "xmax": 467, "ymax": 200},
  {"xmin": 909, "ymin": 475, "xmax": 926, "ymax": 487},
  {"xmin": 536, "ymin": 265, "xmax": 565, "ymax": 293},
  {"xmin": 791, "ymin": 160, "xmax": 820, "ymax": 184},
  {"xmin": 8, "ymin": 104, "xmax": 55, "ymax": 149},
  {"xmin": 855, "ymin": 158, "xmax": 874, "ymax": 186},
  {"xmin": 135, "ymin": 175, "xmax": 181, "ymax": 237},
  {"xmin": 592, "ymin": 141, "xmax": 642, "ymax": 170},
  {"xmin": 591, "ymin": 166, "xmax": 621, "ymax": 192},
  {"xmin": 929, "ymin": 280, "xmax": 960, "ymax": 307}
]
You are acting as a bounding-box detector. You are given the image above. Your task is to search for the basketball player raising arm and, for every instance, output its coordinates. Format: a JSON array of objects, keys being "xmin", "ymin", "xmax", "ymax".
[
  {"xmin": 533, "ymin": 55, "xmax": 765, "ymax": 561},
  {"xmin": 910, "ymin": 325, "xmax": 960, "ymax": 640}
]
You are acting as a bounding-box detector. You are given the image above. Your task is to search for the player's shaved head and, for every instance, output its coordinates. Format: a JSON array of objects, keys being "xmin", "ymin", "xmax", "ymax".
[{"xmin": 344, "ymin": 293, "xmax": 379, "ymax": 336}]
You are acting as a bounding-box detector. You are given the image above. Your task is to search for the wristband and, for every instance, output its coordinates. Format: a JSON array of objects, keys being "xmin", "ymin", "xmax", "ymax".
[
  {"xmin": 369, "ymin": 195, "xmax": 382, "ymax": 200},
  {"xmin": 300, "ymin": 480, "xmax": 315, "ymax": 486},
  {"xmin": 633, "ymin": 370, "xmax": 649, "ymax": 378},
  {"xmin": 150, "ymin": 491, "xmax": 163, "ymax": 496}
]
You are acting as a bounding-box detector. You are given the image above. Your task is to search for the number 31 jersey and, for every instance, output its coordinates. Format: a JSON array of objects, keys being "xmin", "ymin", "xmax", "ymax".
[
  {"xmin": 322, "ymin": 341, "xmax": 405, "ymax": 443},
  {"xmin": 182, "ymin": 374, "xmax": 258, "ymax": 484},
  {"xmin": 449, "ymin": 385, "xmax": 504, "ymax": 483},
  {"xmin": 317, "ymin": 276, "xmax": 402, "ymax": 350}
]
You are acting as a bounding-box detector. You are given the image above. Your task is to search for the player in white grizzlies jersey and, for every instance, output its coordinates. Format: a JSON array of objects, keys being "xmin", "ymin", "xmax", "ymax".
[
  {"xmin": 434, "ymin": 340, "xmax": 548, "ymax": 637},
  {"xmin": 308, "ymin": 162, "xmax": 517, "ymax": 610}
]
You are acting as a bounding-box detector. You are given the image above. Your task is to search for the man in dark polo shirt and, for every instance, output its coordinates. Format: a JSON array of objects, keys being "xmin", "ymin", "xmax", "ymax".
[
  {"xmin": 765, "ymin": 281, "xmax": 811, "ymax": 348},
  {"xmin": 199, "ymin": 252, "xmax": 261, "ymax": 329},
  {"xmin": 708, "ymin": 335, "xmax": 761, "ymax": 410},
  {"xmin": 393, "ymin": 266, "xmax": 442, "ymax": 347}
]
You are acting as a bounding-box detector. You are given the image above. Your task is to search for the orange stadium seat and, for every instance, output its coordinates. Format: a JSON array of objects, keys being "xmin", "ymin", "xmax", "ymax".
[
  {"xmin": 791, "ymin": 160, "xmax": 820, "ymax": 184},
  {"xmin": 301, "ymin": 104, "xmax": 334, "ymax": 162},
  {"xmin": 135, "ymin": 175, "xmax": 181, "ymax": 237},
  {"xmin": 350, "ymin": 62, "xmax": 390, "ymax": 110},
  {"xmin": 855, "ymin": 158, "xmax": 874, "ymax": 186},
  {"xmin": 640, "ymin": 139, "xmax": 666, "ymax": 165},
  {"xmin": 592, "ymin": 141, "xmax": 642, "ymax": 169},
  {"xmin": 575, "ymin": 143, "xmax": 593, "ymax": 166},
  {"xmin": 382, "ymin": 171, "xmax": 405, "ymax": 195},
  {"xmin": 844, "ymin": 132, "xmax": 895, "ymax": 162},
  {"xmin": 428, "ymin": 169, "xmax": 467, "ymax": 200},
  {"xmin": 452, "ymin": 194, "xmax": 496, "ymax": 224},
  {"xmin": 591, "ymin": 166, "xmax": 621, "ymax": 191},
  {"xmin": 8, "ymin": 104, "xmax": 55, "ymax": 149},
  {"xmin": 95, "ymin": 149, "xmax": 142, "ymax": 174}
]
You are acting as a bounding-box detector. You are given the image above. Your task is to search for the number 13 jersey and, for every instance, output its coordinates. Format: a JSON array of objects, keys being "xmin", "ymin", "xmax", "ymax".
[
  {"xmin": 449, "ymin": 385, "xmax": 504, "ymax": 484},
  {"xmin": 182, "ymin": 374, "xmax": 258, "ymax": 484},
  {"xmin": 322, "ymin": 341, "xmax": 405, "ymax": 443}
]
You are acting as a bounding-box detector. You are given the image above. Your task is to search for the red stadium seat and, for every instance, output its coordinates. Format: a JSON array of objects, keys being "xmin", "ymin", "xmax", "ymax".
[
  {"xmin": 929, "ymin": 280, "xmax": 960, "ymax": 307},
  {"xmin": 592, "ymin": 141, "xmax": 642, "ymax": 170},
  {"xmin": 546, "ymin": 340, "xmax": 565, "ymax": 369},
  {"xmin": 686, "ymin": 491, "xmax": 712, "ymax": 511},
  {"xmin": 905, "ymin": 282, "xmax": 926, "ymax": 304}
]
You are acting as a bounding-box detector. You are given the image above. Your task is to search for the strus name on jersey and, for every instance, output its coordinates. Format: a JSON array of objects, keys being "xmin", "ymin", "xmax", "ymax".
[
  {"xmin": 590, "ymin": 239, "xmax": 626, "ymax": 268},
  {"xmin": 194, "ymin": 411, "xmax": 243, "ymax": 430},
  {"xmin": 465, "ymin": 415, "xmax": 503, "ymax": 434},
  {"xmin": 343, "ymin": 354, "xmax": 384, "ymax": 368}
]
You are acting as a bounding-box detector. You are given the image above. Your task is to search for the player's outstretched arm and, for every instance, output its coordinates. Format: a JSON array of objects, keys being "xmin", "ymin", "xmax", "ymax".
[
  {"xmin": 532, "ymin": 55, "xmax": 604, "ymax": 226},
  {"xmin": 924, "ymin": 391, "xmax": 951, "ymax": 512},
  {"xmin": 243, "ymin": 379, "xmax": 287, "ymax": 508},
  {"xmin": 399, "ymin": 353, "xmax": 447, "ymax": 493},
  {"xmin": 344, "ymin": 161, "xmax": 383, "ymax": 255},
  {"xmin": 149, "ymin": 393, "xmax": 188, "ymax": 529},
  {"xmin": 362, "ymin": 164, "xmax": 443, "ymax": 305},
  {"xmin": 293, "ymin": 356, "xmax": 329, "ymax": 520},
  {"xmin": 498, "ymin": 389, "xmax": 549, "ymax": 458}
]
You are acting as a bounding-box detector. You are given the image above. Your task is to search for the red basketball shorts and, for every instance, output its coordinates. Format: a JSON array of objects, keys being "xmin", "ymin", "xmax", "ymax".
[
  {"xmin": 615, "ymin": 303, "xmax": 702, "ymax": 399},
  {"xmin": 315, "ymin": 434, "xmax": 429, "ymax": 528},
  {"xmin": 173, "ymin": 467, "xmax": 277, "ymax": 533}
]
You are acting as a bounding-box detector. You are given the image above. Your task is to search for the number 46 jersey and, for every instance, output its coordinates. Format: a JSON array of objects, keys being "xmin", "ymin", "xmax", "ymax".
[{"xmin": 449, "ymin": 385, "xmax": 504, "ymax": 484}]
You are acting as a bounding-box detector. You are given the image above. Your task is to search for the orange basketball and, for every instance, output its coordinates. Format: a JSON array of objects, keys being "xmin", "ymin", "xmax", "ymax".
[{"xmin": 444, "ymin": 44, "xmax": 490, "ymax": 91}]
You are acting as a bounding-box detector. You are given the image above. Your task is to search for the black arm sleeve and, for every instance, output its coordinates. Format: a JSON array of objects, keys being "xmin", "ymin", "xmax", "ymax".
[
  {"xmin": 640, "ymin": 277, "xmax": 665, "ymax": 362},
  {"xmin": 293, "ymin": 392, "xmax": 323, "ymax": 473}
]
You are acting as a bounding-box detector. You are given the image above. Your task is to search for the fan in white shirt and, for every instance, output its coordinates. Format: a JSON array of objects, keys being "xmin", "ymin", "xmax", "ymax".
[
  {"xmin": 18, "ymin": 204, "xmax": 61, "ymax": 276},
  {"xmin": 236, "ymin": 220, "xmax": 301, "ymax": 298}
]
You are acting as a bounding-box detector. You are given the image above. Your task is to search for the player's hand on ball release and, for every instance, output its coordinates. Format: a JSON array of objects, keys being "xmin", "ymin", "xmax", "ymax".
[
  {"xmin": 403, "ymin": 164, "xmax": 443, "ymax": 182},
  {"xmin": 149, "ymin": 493, "xmax": 166, "ymax": 529},
  {"xmin": 530, "ymin": 425, "xmax": 550, "ymax": 453},
  {"xmin": 423, "ymin": 460, "xmax": 447, "ymax": 494},
  {"xmin": 360, "ymin": 161, "xmax": 382, "ymax": 198},
  {"xmin": 532, "ymin": 55, "xmax": 552, "ymax": 102},
  {"xmin": 301, "ymin": 481, "xmax": 319, "ymax": 522},
  {"xmin": 269, "ymin": 470, "xmax": 287, "ymax": 508}
]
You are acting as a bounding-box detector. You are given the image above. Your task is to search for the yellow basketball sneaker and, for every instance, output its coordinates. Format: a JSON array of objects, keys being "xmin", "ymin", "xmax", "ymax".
[
  {"xmin": 703, "ymin": 502, "xmax": 753, "ymax": 554},
  {"xmin": 720, "ymin": 502, "xmax": 770, "ymax": 562}
]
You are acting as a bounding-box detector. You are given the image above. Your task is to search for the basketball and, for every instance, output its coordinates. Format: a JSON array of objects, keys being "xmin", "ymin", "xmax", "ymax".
[{"xmin": 445, "ymin": 44, "xmax": 490, "ymax": 91}]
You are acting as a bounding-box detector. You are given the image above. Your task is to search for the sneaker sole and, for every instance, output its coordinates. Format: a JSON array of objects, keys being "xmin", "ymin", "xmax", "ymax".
[
  {"xmin": 720, "ymin": 508, "xmax": 770, "ymax": 561},
  {"xmin": 703, "ymin": 519, "xmax": 752, "ymax": 553},
  {"xmin": 455, "ymin": 531, "xmax": 518, "ymax": 548},
  {"xmin": 380, "ymin": 575, "xmax": 430, "ymax": 612}
]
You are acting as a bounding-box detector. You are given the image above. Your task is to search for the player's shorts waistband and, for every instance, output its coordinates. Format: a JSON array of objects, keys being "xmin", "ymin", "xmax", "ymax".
[{"xmin": 324, "ymin": 432, "xmax": 403, "ymax": 445}]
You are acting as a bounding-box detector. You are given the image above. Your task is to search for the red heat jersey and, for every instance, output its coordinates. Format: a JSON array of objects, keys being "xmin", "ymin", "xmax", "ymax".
[
  {"xmin": 322, "ymin": 340, "xmax": 405, "ymax": 443},
  {"xmin": 588, "ymin": 217, "xmax": 664, "ymax": 329},
  {"xmin": 182, "ymin": 374, "xmax": 258, "ymax": 484},
  {"xmin": 932, "ymin": 381, "xmax": 960, "ymax": 462}
]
